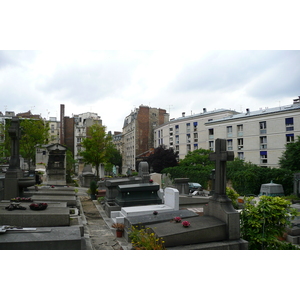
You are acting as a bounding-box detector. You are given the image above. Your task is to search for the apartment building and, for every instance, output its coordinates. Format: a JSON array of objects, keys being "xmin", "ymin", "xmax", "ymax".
[
  {"xmin": 122, "ymin": 105, "xmax": 168, "ymax": 173},
  {"xmin": 153, "ymin": 97, "xmax": 300, "ymax": 168},
  {"xmin": 206, "ymin": 98, "xmax": 300, "ymax": 167},
  {"xmin": 154, "ymin": 108, "xmax": 239, "ymax": 160}
]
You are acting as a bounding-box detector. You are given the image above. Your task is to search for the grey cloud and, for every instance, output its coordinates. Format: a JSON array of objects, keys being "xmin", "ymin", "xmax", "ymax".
[
  {"xmin": 38, "ymin": 58, "xmax": 140, "ymax": 103},
  {"xmin": 168, "ymin": 51, "xmax": 299, "ymax": 98}
]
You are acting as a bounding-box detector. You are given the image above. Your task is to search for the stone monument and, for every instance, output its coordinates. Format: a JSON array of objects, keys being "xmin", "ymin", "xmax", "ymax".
[
  {"xmin": 4, "ymin": 117, "xmax": 35, "ymax": 199},
  {"xmin": 46, "ymin": 143, "xmax": 67, "ymax": 186},
  {"xmin": 204, "ymin": 138, "xmax": 240, "ymax": 240}
]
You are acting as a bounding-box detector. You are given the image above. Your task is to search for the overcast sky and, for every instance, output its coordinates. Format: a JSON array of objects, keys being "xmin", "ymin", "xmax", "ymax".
[{"xmin": 1, "ymin": 2, "xmax": 299, "ymax": 134}]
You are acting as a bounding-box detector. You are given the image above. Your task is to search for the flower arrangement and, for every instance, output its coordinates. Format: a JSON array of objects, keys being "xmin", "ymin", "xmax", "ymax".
[
  {"xmin": 182, "ymin": 221, "xmax": 191, "ymax": 228},
  {"xmin": 11, "ymin": 197, "xmax": 32, "ymax": 202},
  {"xmin": 149, "ymin": 179, "xmax": 153, "ymax": 183},
  {"xmin": 173, "ymin": 217, "xmax": 182, "ymax": 223},
  {"xmin": 112, "ymin": 223, "xmax": 125, "ymax": 231},
  {"xmin": 50, "ymin": 185, "xmax": 55, "ymax": 188},
  {"xmin": 153, "ymin": 211, "xmax": 158, "ymax": 215},
  {"xmin": 129, "ymin": 226, "xmax": 165, "ymax": 250},
  {"xmin": 30, "ymin": 203, "xmax": 48, "ymax": 211}
]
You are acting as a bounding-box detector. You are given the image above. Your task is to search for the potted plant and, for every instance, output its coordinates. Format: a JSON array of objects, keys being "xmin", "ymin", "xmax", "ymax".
[
  {"xmin": 112, "ymin": 223, "xmax": 125, "ymax": 237},
  {"xmin": 89, "ymin": 181, "xmax": 97, "ymax": 200}
]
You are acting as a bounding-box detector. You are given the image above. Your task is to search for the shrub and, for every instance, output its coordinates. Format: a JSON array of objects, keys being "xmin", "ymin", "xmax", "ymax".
[{"xmin": 240, "ymin": 196, "xmax": 299, "ymax": 250}]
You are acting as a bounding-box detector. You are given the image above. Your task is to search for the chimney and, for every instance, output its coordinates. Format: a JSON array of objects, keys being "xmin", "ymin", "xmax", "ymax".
[
  {"xmin": 182, "ymin": 112, "xmax": 185, "ymax": 117},
  {"xmin": 60, "ymin": 104, "xmax": 65, "ymax": 145},
  {"xmin": 293, "ymin": 96, "xmax": 300, "ymax": 104},
  {"xmin": 203, "ymin": 108, "xmax": 207, "ymax": 113}
]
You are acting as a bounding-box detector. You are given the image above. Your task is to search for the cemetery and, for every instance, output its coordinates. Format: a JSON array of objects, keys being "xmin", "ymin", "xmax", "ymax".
[{"xmin": 0, "ymin": 117, "xmax": 298, "ymax": 250}]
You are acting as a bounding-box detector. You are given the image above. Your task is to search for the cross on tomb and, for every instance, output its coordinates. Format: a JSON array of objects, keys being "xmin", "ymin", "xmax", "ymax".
[{"xmin": 209, "ymin": 139, "xmax": 234, "ymax": 196}]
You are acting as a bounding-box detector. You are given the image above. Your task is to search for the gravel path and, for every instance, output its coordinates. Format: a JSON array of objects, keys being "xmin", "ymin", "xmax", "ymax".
[{"xmin": 79, "ymin": 196, "xmax": 123, "ymax": 250}]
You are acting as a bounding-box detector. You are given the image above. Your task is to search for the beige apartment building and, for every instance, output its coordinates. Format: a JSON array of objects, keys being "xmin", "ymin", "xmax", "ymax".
[{"xmin": 154, "ymin": 97, "xmax": 300, "ymax": 168}]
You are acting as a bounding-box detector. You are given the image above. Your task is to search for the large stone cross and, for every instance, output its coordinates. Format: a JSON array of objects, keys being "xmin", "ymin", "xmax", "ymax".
[{"xmin": 209, "ymin": 139, "xmax": 234, "ymax": 196}]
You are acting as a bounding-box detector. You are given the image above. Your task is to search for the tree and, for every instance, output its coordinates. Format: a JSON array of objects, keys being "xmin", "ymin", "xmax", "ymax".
[
  {"xmin": 19, "ymin": 118, "xmax": 49, "ymax": 169},
  {"xmin": 107, "ymin": 146, "xmax": 122, "ymax": 174},
  {"xmin": 279, "ymin": 136, "xmax": 300, "ymax": 171},
  {"xmin": 162, "ymin": 148, "xmax": 214, "ymax": 189},
  {"xmin": 147, "ymin": 145, "xmax": 179, "ymax": 173},
  {"xmin": 240, "ymin": 196, "xmax": 298, "ymax": 250},
  {"xmin": 79, "ymin": 123, "xmax": 112, "ymax": 179}
]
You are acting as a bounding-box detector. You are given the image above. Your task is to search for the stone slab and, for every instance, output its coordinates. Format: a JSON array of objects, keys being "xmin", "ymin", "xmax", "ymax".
[
  {"xmin": 148, "ymin": 216, "xmax": 227, "ymax": 247},
  {"xmin": 0, "ymin": 206, "xmax": 70, "ymax": 227},
  {"xmin": 167, "ymin": 239, "xmax": 249, "ymax": 250},
  {"xmin": 0, "ymin": 226, "xmax": 82, "ymax": 250},
  {"xmin": 30, "ymin": 190, "xmax": 75, "ymax": 196},
  {"xmin": 124, "ymin": 209, "xmax": 198, "ymax": 229},
  {"xmin": 31, "ymin": 195, "xmax": 77, "ymax": 206}
]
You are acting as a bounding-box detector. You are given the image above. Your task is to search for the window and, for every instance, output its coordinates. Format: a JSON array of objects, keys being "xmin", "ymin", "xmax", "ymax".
[
  {"xmin": 259, "ymin": 121, "xmax": 267, "ymax": 134},
  {"xmin": 237, "ymin": 138, "xmax": 243, "ymax": 150},
  {"xmin": 194, "ymin": 144, "xmax": 198, "ymax": 150},
  {"xmin": 237, "ymin": 124, "xmax": 243, "ymax": 136},
  {"xmin": 209, "ymin": 141, "xmax": 214, "ymax": 151},
  {"xmin": 193, "ymin": 122, "xmax": 198, "ymax": 131},
  {"xmin": 260, "ymin": 151, "xmax": 268, "ymax": 164},
  {"xmin": 260, "ymin": 136, "xmax": 267, "ymax": 149},
  {"xmin": 194, "ymin": 132, "xmax": 198, "ymax": 142},
  {"xmin": 238, "ymin": 152, "xmax": 244, "ymax": 160},
  {"xmin": 209, "ymin": 128, "xmax": 214, "ymax": 139},
  {"xmin": 285, "ymin": 117, "xmax": 294, "ymax": 131},
  {"xmin": 187, "ymin": 144, "xmax": 191, "ymax": 152},
  {"xmin": 227, "ymin": 139, "xmax": 233, "ymax": 150},
  {"xmin": 175, "ymin": 135, "xmax": 179, "ymax": 144},
  {"xmin": 169, "ymin": 127, "xmax": 173, "ymax": 132},
  {"xmin": 175, "ymin": 125, "xmax": 179, "ymax": 134},
  {"xmin": 227, "ymin": 126, "xmax": 233, "ymax": 137},
  {"xmin": 286, "ymin": 133, "xmax": 294, "ymax": 143},
  {"xmin": 186, "ymin": 123, "xmax": 190, "ymax": 133},
  {"xmin": 186, "ymin": 134, "xmax": 191, "ymax": 143},
  {"xmin": 175, "ymin": 145, "xmax": 179, "ymax": 151}
]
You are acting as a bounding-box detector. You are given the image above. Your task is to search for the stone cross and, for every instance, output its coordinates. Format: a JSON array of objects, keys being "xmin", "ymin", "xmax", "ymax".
[
  {"xmin": 209, "ymin": 139, "xmax": 234, "ymax": 196},
  {"xmin": 8, "ymin": 117, "xmax": 21, "ymax": 170}
]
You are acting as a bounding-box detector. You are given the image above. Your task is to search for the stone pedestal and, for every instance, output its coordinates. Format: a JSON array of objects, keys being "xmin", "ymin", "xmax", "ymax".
[{"xmin": 174, "ymin": 178, "xmax": 189, "ymax": 195}]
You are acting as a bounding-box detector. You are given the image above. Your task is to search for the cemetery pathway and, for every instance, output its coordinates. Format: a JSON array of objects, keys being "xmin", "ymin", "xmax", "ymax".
[{"xmin": 79, "ymin": 195, "xmax": 124, "ymax": 250}]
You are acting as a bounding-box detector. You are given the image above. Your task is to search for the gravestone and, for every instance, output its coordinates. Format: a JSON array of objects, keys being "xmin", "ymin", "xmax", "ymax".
[
  {"xmin": 204, "ymin": 139, "xmax": 240, "ymax": 240},
  {"xmin": 174, "ymin": 178, "xmax": 189, "ymax": 195},
  {"xmin": 4, "ymin": 117, "xmax": 35, "ymax": 199},
  {"xmin": 138, "ymin": 161, "xmax": 150, "ymax": 183},
  {"xmin": 46, "ymin": 143, "xmax": 67, "ymax": 186}
]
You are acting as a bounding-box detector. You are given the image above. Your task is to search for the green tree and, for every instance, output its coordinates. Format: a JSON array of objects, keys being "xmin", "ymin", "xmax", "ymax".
[
  {"xmin": 279, "ymin": 136, "xmax": 300, "ymax": 171},
  {"xmin": 66, "ymin": 149, "xmax": 76, "ymax": 183},
  {"xmin": 227, "ymin": 158, "xmax": 294, "ymax": 196},
  {"xmin": 79, "ymin": 123, "xmax": 112, "ymax": 180},
  {"xmin": 107, "ymin": 146, "xmax": 122, "ymax": 173},
  {"xmin": 147, "ymin": 145, "xmax": 179, "ymax": 173},
  {"xmin": 240, "ymin": 196, "xmax": 299, "ymax": 250},
  {"xmin": 162, "ymin": 148, "xmax": 214, "ymax": 189},
  {"xmin": 19, "ymin": 118, "xmax": 49, "ymax": 169}
]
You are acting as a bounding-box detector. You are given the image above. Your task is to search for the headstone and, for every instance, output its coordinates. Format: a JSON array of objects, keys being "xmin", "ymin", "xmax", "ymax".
[
  {"xmin": 174, "ymin": 178, "xmax": 189, "ymax": 195},
  {"xmin": 204, "ymin": 139, "xmax": 240, "ymax": 240},
  {"xmin": 138, "ymin": 161, "xmax": 150, "ymax": 183},
  {"xmin": 150, "ymin": 173, "xmax": 162, "ymax": 188}
]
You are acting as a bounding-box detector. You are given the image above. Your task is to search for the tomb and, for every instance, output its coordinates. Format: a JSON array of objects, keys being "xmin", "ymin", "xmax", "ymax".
[
  {"xmin": 115, "ymin": 183, "xmax": 162, "ymax": 207},
  {"xmin": 45, "ymin": 143, "xmax": 67, "ymax": 186},
  {"xmin": 111, "ymin": 187, "xmax": 179, "ymax": 224}
]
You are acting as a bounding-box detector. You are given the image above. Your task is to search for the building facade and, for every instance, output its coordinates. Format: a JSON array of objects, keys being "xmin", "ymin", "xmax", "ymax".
[
  {"xmin": 154, "ymin": 108, "xmax": 239, "ymax": 160},
  {"xmin": 122, "ymin": 105, "xmax": 168, "ymax": 174},
  {"xmin": 154, "ymin": 98, "xmax": 300, "ymax": 168},
  {"xmin": 73, "ymin": 112, "xmax": 102, "ymax": 174},
  {"xmin": 206, "ymin": 98, "xmax": 300, "ymax": 168}
]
